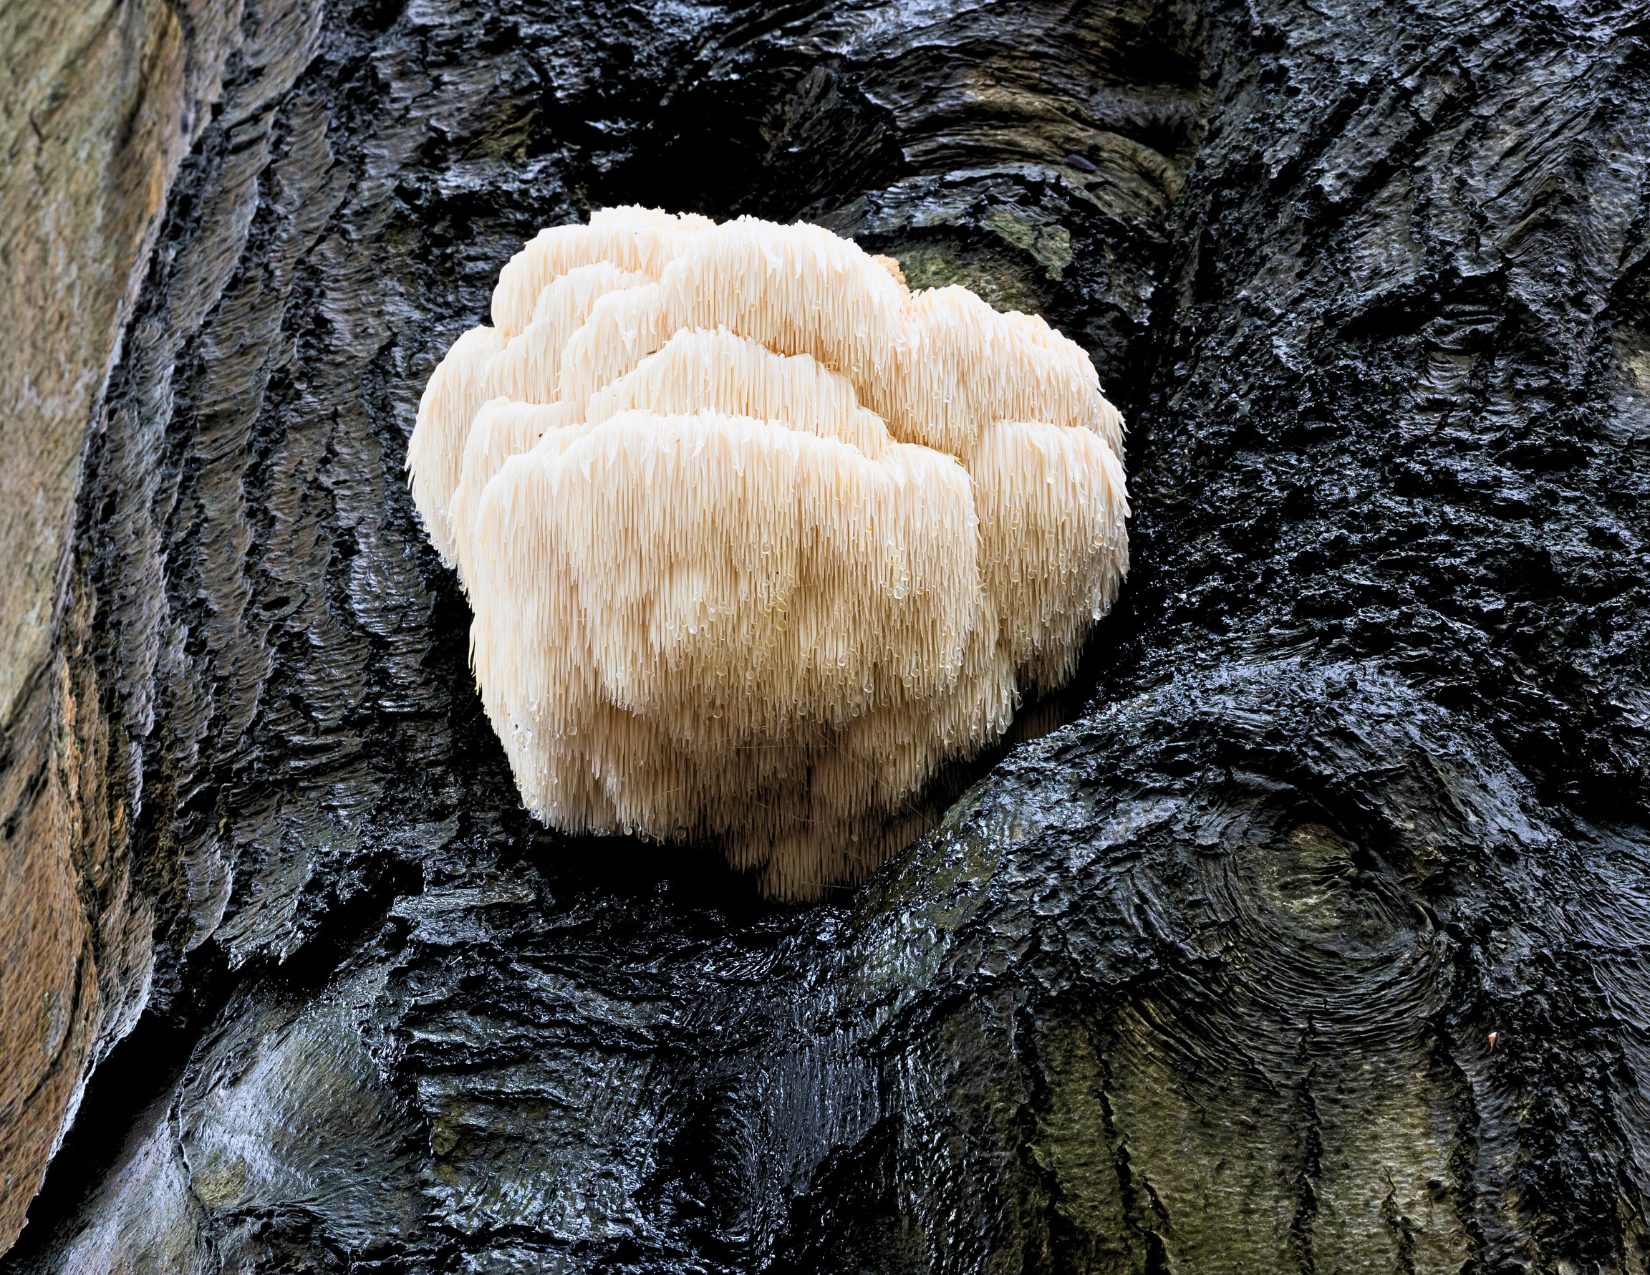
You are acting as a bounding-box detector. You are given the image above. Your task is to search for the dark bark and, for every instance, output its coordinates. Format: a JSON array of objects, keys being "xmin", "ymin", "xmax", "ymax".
[{"xmin": 2, "ymin": 0, "xmax": 1649, "ymax": 1270}]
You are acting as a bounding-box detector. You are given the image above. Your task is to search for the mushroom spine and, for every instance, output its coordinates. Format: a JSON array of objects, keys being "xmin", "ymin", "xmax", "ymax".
[{"xmin": 407, "ymin": 207, "xmax": 1129, "ymax": 899}]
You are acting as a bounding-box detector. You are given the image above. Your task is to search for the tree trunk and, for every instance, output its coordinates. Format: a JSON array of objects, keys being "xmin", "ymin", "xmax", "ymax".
[{"xmin": 3, "ymin": 0, "xmax": 1648, "ymax": 1270}]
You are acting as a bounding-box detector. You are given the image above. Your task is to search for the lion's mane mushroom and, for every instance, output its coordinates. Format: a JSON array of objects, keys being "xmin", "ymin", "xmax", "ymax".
[{"xmin": 407, "ymin": 207, "xmax": 1129, "ymax": 899}]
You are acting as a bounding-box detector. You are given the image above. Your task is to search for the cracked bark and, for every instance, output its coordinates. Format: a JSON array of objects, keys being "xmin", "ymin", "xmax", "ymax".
[{"xmin": 2, "ymin": 0, "xmax": 1648, "ymax": 1270}]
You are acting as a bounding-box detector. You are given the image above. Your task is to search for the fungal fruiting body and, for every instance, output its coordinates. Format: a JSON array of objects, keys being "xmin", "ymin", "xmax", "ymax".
[{"xmin": 407, "ymin": 207, "xmax": 1129, "ymax": 899}]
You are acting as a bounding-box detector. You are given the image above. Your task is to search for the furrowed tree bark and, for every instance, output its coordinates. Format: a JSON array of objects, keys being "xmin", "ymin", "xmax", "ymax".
[
  {"xmin": 1, "ymin": 0, "xmax": 1647, "ymax": 1271},
  {"xmin": 1, "ymin": 0, "xmax": 242, "ymax": 1249}
]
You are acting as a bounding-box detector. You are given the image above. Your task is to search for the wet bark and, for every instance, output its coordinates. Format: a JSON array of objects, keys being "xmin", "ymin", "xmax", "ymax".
[
  {"xmin": 2, "ymin": 0, "xmax": 1649, "ymax": 1270},
  {"xmin": 0, "ymin": 0, "xmax": 239, "ymax": 1247}
]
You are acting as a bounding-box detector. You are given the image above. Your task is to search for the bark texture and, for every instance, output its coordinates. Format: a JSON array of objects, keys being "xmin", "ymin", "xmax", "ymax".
[
  {"xmin": 2, "ymin": 0, "xmax": 1649, "ymax": 1270},
  {"xmin": 0, "ymin": 0, "xmax": 241, "ymax": 1248}
]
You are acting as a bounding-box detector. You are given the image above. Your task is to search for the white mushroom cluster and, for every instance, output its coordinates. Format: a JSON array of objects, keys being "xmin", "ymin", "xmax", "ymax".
[{"xmin": 408, "ymin": 207, "xmax": 1129, "ymax": 899}]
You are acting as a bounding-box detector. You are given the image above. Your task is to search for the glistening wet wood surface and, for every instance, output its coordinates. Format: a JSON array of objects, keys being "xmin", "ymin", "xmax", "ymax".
[{"xmin": 3, "ymin": 0, "xmax": 1649, "ymax": 1269}]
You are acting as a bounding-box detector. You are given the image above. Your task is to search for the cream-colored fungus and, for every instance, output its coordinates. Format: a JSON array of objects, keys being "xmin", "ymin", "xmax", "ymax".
[{"xmin": 408, "ymin": 206, "xmax": 1129, "ymax": 899}]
